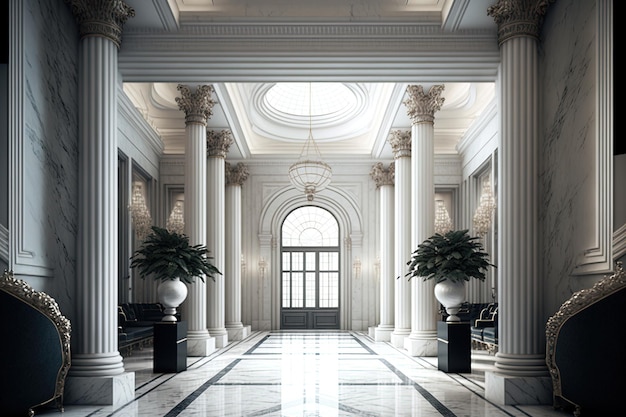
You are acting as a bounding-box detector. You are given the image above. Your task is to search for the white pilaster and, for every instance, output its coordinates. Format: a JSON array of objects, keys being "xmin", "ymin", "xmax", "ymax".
[
  {"xmin": 207, "ymin": 130, "xmax": 233, "ymax": 348},
  {"xmin": 225, "ymin": 162, "xmax": 251, "ymax": 340},
  {"xmin": 404, "ymin": 85, "xmax": 445, "ymax": 356},
  {"xmin": 388, "ymin": 131, "xmax": 412, "ymax": 347},
  {"xmin": 485, "ymin": 0, "xmax": 553, "ymax": 405},
  {"xmin": 371, "ymin": 163, "xmax": 395, "ymax": 342},
  {"xmin": 176, "ymin": 84, "xmax": 216, "ymax": 356},
  {"xmin": 65, "ymin": 1, "xmax": 134, "ymax": 406}
]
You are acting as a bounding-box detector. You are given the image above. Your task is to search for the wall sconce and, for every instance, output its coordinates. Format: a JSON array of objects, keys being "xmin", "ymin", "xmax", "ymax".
[
  {"xmin": 434, "ymin": 200, "xmax": 453, "ymax": 234},
  {"xmin": 353, "ymin": 257, "xmax": 362, "ymax": 279},
  {"xmin": 374, "ymin": 257, "xmax": 380, "ymax": 282},
  {"xmin": 258, "ymin": 256, "xmax": 268, "ymax": 280},
  {"xmin": 473, "ymin": 179, "xmax": 496, "ymax": 237},
  {"xmin": 129, "ymin": 181, "xmax": 152, "ymax": 241}
]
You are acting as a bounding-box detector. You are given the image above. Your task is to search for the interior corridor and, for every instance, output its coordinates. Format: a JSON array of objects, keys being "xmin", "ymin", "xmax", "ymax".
[{"xmin": 37, "ymin": 331, "xmax": 570, "ymax": 417}]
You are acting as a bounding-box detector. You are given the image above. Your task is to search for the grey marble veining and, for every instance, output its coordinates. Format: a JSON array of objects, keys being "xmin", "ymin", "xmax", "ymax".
[
  {"xmin": 540, "ymin": 0, "xmax": 597, "ymax": 309},
  {"xmin": 39, "ymin": 331, "xmax": 571, "ymax": 417},
  {"xmin": 22, "ymin": 0, "xmax": 78, "ymax": 304}
]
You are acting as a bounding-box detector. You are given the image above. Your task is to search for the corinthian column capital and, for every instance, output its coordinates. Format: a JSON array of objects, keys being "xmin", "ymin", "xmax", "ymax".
[
  {"xmin": 176, "ymin": 85, "xmax": 215, "ymax": 126},
  {"xmin": 387, "ymin": 130, "xmax": 411, "ymax": 159},
  {"xmin": 226, "ymin": 162, "xmax": 250, "ymax": 186},
  {"xmin": 488, "ymin": 0, "xmax": 555, "ymax": 45},
  {"xmin": 65, "ymin": 0, "xmax": 135, "ymax": 48},
  {"xmin": 403, "ymin": 85, "xmax": 445, "ymax": 125},
  {"xmin": 370, "ymin": 162, "xmax": 395, "ymax": 188},
  {"xmin": 207, "ymin": 130, "xmax": 234, "ymax": 158}
]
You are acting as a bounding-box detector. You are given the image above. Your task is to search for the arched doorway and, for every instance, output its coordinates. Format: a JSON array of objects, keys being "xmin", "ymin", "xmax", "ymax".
[{"xmin": 280, "ymin": 206, "xmax": 340, "ymax": 329}]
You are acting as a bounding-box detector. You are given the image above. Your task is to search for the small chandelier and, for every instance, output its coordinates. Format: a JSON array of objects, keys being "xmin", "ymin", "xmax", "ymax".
[
  {"xmin": 435, "ymin": 200, "xmax": 452, "ymax": 235},
  {"xmin": 288, "ymin": 83, "xmax": 332, "ymax": 201},
  {"xmin": 166, "ymin": 200, "xmax": 185, "ymax": 234},
  {"xmin": 434, "ymin": 200, "xmax": 453, "ymax": 234},
  {"xmin": 129, "ymin": 181, "xmax": 153, "ymax": 241},
  {"xmin": 473, "ymin": 179, "xmax": 496, "ymax": 237}
]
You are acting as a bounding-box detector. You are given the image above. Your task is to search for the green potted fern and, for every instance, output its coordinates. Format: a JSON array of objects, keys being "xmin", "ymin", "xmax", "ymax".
[
  {"xmin": 130, "ymin": 226, "xmax": 222, "ymax": 321},
  {"xmin": 406, "ymin": 229, "xmax": 495, "ymax": 321}
]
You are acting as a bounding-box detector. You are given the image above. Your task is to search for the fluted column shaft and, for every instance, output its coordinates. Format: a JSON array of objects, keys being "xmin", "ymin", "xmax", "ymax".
[
  {"xmin": 388, "ymin": 131, "xmax": 412, "ymax": 347},
  {"xmin": 490, "ymin": 0, "xmax": 550, "ymax": 376},
  {"xmin": 207, "ymin": 130, "xmax": 233, "ymax": 348},
  {"xmin": 371, "ymin": 163, "xmax": 395, "ymax": 342},
  {"xmin": 64, "ymin": 0, "xmax": 135, "ymax": 406},
  {"xmin": 225, "ymin": 162, "xmax": 249, "ymax": 340},
  {"xmin": 404, "ymin": 85, "xmax": 445, "ymax": 356},
  {"xmin": 175, "ymin": 85, "xmax": 216, "ymax": 356},
  {"xmin": 70, "ymin": 1, "xmax": 133, "ymax": 377},
  {"xmin": 484, "ymin": 0, "xmax": 553, "ymax": 406}
]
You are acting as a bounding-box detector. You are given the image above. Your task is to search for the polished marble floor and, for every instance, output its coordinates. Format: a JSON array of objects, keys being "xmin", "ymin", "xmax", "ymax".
[{"xmin": 38, "ymin": 331, "xmax": 572, "ymax": 417}]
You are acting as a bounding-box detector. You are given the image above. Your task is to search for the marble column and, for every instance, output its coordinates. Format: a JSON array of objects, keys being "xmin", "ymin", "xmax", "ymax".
[
  {"xmin": 207, "ymin": 130, "xmax": 233, "ymax": 348},
  {"xmin": 371, "ymin": 162, "xmax": 395, "ymax": 342},
  {"xmin": 485, "ymin": 0, "xmax": 554, "ymax": 405},
  {"xmin": 404, "ymin": 85, "xmax": 445, "ymax": 357},
  {"xmin": 175, "ymin": 84, "xmax": 216, "ymax": 356},
  {"xmin": 64, "ymin": 0, "xmax": 135, "ymax": 406},
  {"xmin": 388, "ymin": 131, "xmax": 412, "ymax": 347},
  {"xmin": 225, "ymin": 162, "xmax": 251, "ymax": 340}
]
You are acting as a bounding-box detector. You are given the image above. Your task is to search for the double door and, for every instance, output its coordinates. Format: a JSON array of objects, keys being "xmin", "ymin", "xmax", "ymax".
[{"xmin": 280, "ymin": 249, "xmax": 339, "ymax": 329}]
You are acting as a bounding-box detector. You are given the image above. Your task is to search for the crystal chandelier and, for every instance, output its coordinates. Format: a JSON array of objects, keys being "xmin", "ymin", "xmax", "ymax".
[
  {"xmin": 129, "ymin": 181, "xmax": 153, "ymax": 241},
  {"xmin": 288, "ymin": 83, "xmax": 332, "ymax": 201},
  {"xmin": 434, "ymin": 200, "xmax": 453, "ymax": 234},
  {"xmin": 473, "ymin": 179, "xmax": 496, "ymax": 237},
  {"xmin": 166, "ymin": 200, "xmax": 185, "ymax": 234}
]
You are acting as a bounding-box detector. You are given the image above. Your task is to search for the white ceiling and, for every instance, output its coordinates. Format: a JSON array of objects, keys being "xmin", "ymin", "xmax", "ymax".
[{"xmin": 121, "ymin": 0, "xmax": 497, "ymax": 161}]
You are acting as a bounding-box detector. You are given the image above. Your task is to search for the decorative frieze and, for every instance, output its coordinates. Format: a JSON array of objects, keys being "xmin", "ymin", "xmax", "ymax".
[
  {"xmin": 207, "ymin": 130, "xmax": 234, "ymax": 158},
  {"xmin": 64, "ymin": 0, "xmax": 135, "ymax": 48},
  {"xmin": 387, "ymin": 130, "xmax": 411, "ymax": 159},
  {"xmin": 175, "ymin": 85, "xmax": 215, "ymax": 126},
  {"xmin": 403, "ymin": 85, "xmax": 445, "ymax": 125},
  {"xmin": 226, "ymin": 162, "xmax": 250, "ymax": 186},
  {"xmin": 370, "ymin": 162, "xmax": 395, "ymax": 188},
  {"xmin": 487, "ymin": 0, "xmax": 555, "ymax": 45}
]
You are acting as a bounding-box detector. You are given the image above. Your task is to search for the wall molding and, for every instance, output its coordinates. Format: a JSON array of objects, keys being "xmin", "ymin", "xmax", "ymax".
[{"xmin": 573, "ymin": 0, "xmax": 614, "ymax": 275}]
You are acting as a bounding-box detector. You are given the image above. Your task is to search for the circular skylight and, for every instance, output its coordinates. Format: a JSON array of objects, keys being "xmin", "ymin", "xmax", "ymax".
[{"xmin": 264, "ymin": 83, "xmax": 357, "ymax": 118}]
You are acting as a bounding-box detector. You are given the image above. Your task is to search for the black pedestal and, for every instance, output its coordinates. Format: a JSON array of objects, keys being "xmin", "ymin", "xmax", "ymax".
[
  {"xmin": 153, "ymin": 321, "xmax": 187, "ymax": 373},
  {"xmin": 437, "ymin": 321, "xmax": 471, "ymax": 373}
]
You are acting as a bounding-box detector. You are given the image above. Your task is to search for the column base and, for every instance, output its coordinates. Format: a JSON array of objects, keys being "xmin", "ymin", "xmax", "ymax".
[
  {"xmin": 187, "ymin": 336, "xmax": 216, "ymax": 356},
  {"xmin": 227, "ymin": 325, "xmax": 251, "ymax": 341},
  {"xmin": 64, "ymin": 372, "xmax": 134, "ymax": 406},
  {"xmin": 211, "ymin": 332, "xmax": 229, "ymax": 348},
  {"xmin": 485, "ymin": 372, "xmax": 552, "ymax": 405},
  {"xmin": 405, "ymin": 336, "xmax": 437, "ymax": 357},
  {"xmin": 374, "ymin": 326, "xmax": 393, "ymax": 342},
  {"xmin": 390, "ymin": 330, "xmax": 410, "ymax": 348}
]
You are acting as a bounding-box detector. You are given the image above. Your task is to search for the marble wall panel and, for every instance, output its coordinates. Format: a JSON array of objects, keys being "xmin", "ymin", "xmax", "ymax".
[
  {"xmin": 20, "ymin": 0, "xmax": 78, "ymax": 314},
  {"xmin": 540, "ymin": 0, "xmax": 598, "ymax": 315}
]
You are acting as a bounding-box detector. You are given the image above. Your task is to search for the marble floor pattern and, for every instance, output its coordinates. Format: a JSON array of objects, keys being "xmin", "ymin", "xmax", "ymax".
[{"xmin": 37, "ymin": 331, "xmax": 572, "ymax": 417}]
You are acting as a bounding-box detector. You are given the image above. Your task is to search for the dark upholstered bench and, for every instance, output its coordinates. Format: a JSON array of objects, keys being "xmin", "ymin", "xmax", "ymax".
[
  {"xmin": 470, "ymin": 303, "xmax": 498, "ymax": 354},
  {"xmin": 0, "ymin": 270, "xmax": 71, "ymax": 417},
  {"xmin": 118, "ymin": 303, "xmax": 166, "ymax": 356}
]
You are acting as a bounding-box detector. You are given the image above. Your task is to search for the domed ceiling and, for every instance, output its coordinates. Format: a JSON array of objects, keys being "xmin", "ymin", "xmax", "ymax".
[{"xmin": 121, "ymin": 0, "xmax": 498, "ymax": 160}]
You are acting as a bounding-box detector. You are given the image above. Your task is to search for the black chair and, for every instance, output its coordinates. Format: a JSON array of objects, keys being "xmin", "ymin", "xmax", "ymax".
[
  {"xmin": 546, "ymin": 261, "xmax": 625, "ymax": 416},
  {"xmin": 0, "ymin": 270, "xmax": 71, "ymax": 417}
]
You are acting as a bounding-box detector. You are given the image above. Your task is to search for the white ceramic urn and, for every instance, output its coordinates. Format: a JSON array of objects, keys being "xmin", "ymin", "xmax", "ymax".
[
  {"xmin": 157, "ymin": 278, "xmax": 188, "ymax": 322},
  {"xmin": 433, "ymin": 280, "xmax": 466, "ymax": 322}
]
